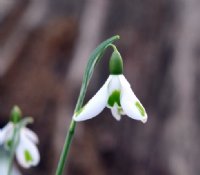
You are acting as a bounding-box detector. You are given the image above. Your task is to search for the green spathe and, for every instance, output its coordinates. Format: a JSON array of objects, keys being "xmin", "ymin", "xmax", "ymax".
[{"xmin": 109, "ymin": 49, "xmax": 123, "ymax": 75}]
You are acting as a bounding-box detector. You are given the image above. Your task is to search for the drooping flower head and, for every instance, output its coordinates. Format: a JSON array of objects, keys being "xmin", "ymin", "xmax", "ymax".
[
  {"xmin": 73, "ymin": 46, "xmax": 147, "ymax": 123},
  {"xmin": 0, "ymin": 106, "xmax": 40, "ymax": 168}
]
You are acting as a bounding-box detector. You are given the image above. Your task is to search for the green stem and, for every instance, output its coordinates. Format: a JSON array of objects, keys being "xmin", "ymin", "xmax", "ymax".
[
  {"xmin": 55, "ymin": 35, "xmax": 120, "ymax": 175},
  {"xmin": 55, "ymin": 120, "xmax": 76, "ymax": 175},
  {"xmin": 7, "ymin": 118, "xmax": 32, "ymax": 175},
  {"xmin": 7, "ymin": 124, "xmax": 20, "ymax": 175}
]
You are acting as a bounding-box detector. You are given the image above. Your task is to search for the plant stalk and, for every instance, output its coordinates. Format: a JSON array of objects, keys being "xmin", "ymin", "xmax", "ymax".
[
  {"xmin": 55, "ymin": 35, "xmax": 119, "ymax": 175},
  {"xmin": 55, "ymin": 120, "xmax": 76, "ymax": 175},
  {"xmin": 7, "ymin": 124, "xmax": 20, "ymax": 175}
]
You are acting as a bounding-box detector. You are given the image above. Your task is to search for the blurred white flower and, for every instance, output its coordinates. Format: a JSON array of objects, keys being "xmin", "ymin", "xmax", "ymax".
[
  {"xmin": 0, "ymin": 129, "xmax": 3, "ymax": 145},
  {"xmin": 73, "ymin": 74, "xmax": 147, "ymax": 123},
  {"xmin": 1, "ymin": 122, "xmax": 40, "ymax": 168},
  {"xmin": 0, "ymin": 122, "xmax": 13, "ymax": 146}
]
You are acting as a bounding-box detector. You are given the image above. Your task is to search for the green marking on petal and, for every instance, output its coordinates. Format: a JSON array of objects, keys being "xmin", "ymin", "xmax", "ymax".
[
  {"xmin": 117, "ymin": 106, "xmax": 123, "ymax": 114},
  {"xmin": 6, "ymin": 139, "xmax": 13, "ymax": 149},
  {"xmin": 135, "ymin": 101, "xmax": 145, "ymax": 116},
  {"xmin": 24, "ymin": 149, "xmax": 33, "ymax": 162},
  {"xmin": 108, "ymin": 90, "xmax": 121, "ymax": 107}
]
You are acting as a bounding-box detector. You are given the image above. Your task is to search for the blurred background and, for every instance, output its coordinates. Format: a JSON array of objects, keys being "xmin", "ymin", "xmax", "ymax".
[{"xmin": 0, "ymin": 0, "xmax": 200, "ymax": 175}]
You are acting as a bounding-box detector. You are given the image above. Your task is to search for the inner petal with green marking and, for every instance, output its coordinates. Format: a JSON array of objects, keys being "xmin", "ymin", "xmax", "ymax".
[
  {"xmin": 135, "ymin": 101, "xmax": 146, "ymax": 116},
  {"xmin": 24, "ymin": 149, "xmax": 33, "ymax": 162},
  {"xmin": 6, "ymin": 139, "xmax": 13, "ymax": 149},
  {"xmin": 117, "ymin": 106, "xmax": 124, "ymax": 114},
  {"xmin": 107, "ymin": 90, "xmax": 121, "ymax": 107}
]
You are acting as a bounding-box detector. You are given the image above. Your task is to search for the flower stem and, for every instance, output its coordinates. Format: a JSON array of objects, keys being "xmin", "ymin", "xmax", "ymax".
[
  {"xmin": 7, "ymin": 124, "xmax": 20, "ymax": 175},
  {"xmin": 55, "ymin": 120, "xmax": 76, "ymax": 175},
  {"xmin": 55, "ymin": 36, "xmax": 120, "ymax": 175},
  {"xmin": 7, "ymin": 117, "xmax": 33, "ymax": 175}
]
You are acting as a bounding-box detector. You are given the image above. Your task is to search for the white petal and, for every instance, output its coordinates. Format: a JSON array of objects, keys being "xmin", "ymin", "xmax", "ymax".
[
  {"xmin": 73, "ymin": 76, "xmax": 112, "ymax": 121},
  {"xmin": 22, "ymin": 128, "xmax": 39, "ymax": 144},
  {"xmin": 106, "ymin": 75, "xmax": 122, "ymax": 108},
  {"xmin": 16, "ymin": 132, "xmax": 40, "ymax": 168},
  {"xmin": 1, "ymin": 122, "xmax": 14, "ymax": 146},
  {"xmin": 107, "ymin": 75, "xmax": 121, "ymax": 94},
  {"xmin": 1, "ymin": 122, "xmax": 14, "ymax": 137},
  {"xmin": 119, "ymin": 75, "xmax": 147, "ymax": 123},
  {"xmin": 111, "ymin": 104, "xmax": 121, "ymax": 121}
]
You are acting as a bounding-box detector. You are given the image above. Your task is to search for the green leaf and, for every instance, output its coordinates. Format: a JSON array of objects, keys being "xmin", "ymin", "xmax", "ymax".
[{"xmin": 74, "ymin": 35, "xmax": 120, "ymax": 112}]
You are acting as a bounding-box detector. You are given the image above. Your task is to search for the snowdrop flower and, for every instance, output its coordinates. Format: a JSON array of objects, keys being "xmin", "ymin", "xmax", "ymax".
[
  {"xmin": 73, "ymin": 48, "xmax": 147, "ymax": 123},
  {"xmin": 1, "ymin": 121, "xmax": 40, "ymax": 168}
]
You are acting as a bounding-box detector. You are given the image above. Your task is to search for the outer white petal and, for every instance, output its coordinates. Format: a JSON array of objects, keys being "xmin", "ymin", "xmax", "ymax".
[
  {"xmin": 22, "ymin": 128, "xmax": 39, "ymax": 144},
  {"xmin": 107, "ymin": 75, "xmax": 121, "ymax": 94},
  {"xmin": 111, "ymin": 104, "xmax": 121, "ymax": 121},
  {"xmin": 1, "ymin": 122, "xmax": 14, "ymax": 146},
  {"xmin": 73, "ymin": 76, "xmax": 112, "ymax": 121},
  {"xmin": 16, "ymin": 132, "xmax": 40, "ymax": 168},
  {"xmin": 119, "ymin": 75, "xmax": 147, "ymax": 123}
]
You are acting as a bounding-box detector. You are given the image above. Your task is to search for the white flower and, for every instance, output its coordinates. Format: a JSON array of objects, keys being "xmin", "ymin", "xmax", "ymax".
[
  {"xmin": 73, "ymin": 74, "xmax": 147, "ymax": 123},
  {"xmin": 0, "ymin": 122, "xmax": 13, "ymax": 145},
  {"xmin": 0, "ymin": 129, "xmax": 4, "ymax": 145},
  {"xmin": 1, "ymin": 122, "xmax": 40, "ymax": 168}
]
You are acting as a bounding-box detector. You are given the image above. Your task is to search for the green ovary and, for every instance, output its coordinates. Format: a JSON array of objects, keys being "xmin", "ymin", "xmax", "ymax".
[
  {"xmin": 108, "ymin": 90, "xmax": 121, "ymax": 107},
  {"xmin": 135, "ymin": 101, "xmax": 145, "ymax": 116},
  {"xmin": 24, "ymin": 150, "xmax": 33, "ymax": 162}
]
